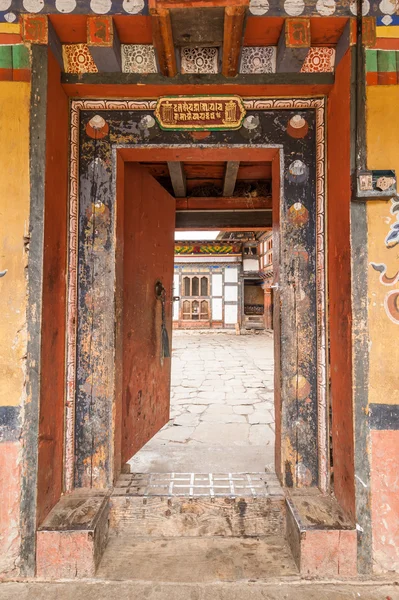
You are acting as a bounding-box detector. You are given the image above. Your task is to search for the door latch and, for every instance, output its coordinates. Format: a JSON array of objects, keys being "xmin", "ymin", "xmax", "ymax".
[{"xmin": 155, "ymin": 280, "xmax": 171, "ymax": 360}]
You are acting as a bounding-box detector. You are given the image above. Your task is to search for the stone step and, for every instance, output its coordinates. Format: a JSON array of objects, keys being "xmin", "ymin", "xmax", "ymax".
[
  {"xmin": 110, "ymin": 472, "xmax": 286, "ymax": 538},
  {"xmin": 95, "ymin": 535, "xmax": 298, "ymax": 582}
]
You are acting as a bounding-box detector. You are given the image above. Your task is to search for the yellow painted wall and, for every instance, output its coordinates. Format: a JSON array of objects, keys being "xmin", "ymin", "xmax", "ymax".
[
  {"xmin": 0, "ymin": 82, "xmax": 30, "ymax": 408},
  {"xmin": 367, "ymin": 87, "xmax": 399, "ymax": 406}
]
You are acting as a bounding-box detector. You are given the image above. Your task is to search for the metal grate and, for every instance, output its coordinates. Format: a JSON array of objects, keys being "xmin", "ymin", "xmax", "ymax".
[{"xmin": 113, "ymin": 472, "xmax": 282, "ymax": 499}]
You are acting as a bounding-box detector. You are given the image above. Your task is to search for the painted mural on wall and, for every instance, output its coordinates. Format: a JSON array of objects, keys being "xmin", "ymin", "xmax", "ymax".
[
  {"xmin": 370, "ymin": 197, "xmax": 399, "ymax": 325},
  {"xmin": 67, "ymin": 98, "xmax": 326, "ymax": 491}
]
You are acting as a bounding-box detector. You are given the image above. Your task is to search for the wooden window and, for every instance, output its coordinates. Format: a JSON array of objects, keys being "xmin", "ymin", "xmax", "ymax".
[
  {"xmin": 200, "ymin": 300, "xmax": 209, "ymax": 319},
  {"xmin": 200, "ymin": 276, "xmax": 208, "ymax": 296},
  {"xmin": 181, "ymin": 274, "xmax": 210, "ymax": 320},
  {"xmin": 192, "ymin": 276, "xmax": 199, "ymax": 296},
  {"xmin": 183, "ymin": 276, "xmax": 190, "ymax": 296}
]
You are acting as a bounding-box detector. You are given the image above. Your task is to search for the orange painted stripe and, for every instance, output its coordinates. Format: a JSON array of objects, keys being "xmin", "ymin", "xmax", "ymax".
[
  {"xmin": 13, "ymin": 69, "xmax": 31, "ymax": 82},
  {"xmin": 0, "ymin": 33, "xmax": 22, "ymax": 43},
  {"xmin": 0, "ymin": 68, "xmax": 13, "ymax": 81},
  {"xmin": 375, "ymin": 38, "xmax": 399, "ymax": 50},
  {"xmin": 378, "ymin": 71, "xmax": 397, "ymax": 85},
  {"xmin": 366, "ymin": 72, "xmax": 378, "ymax": 85}
]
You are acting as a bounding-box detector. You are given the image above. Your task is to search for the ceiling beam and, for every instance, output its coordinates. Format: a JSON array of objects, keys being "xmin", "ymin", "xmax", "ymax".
[
  {"xmin": 168, "ymin": 161, "xmax": 187, "ymax": 197},
  {"xmin": 222, "ymin": 5, "xmax": 247, "ymax": 78},
  {"xmin": 87, "ymin": 16, "xmax": 121, "ymax": 73},
  {"xmin": 176, "ymin": 210, "xmax": 272, "ymax": 229},
  {"xmin": 176, "ymin": 196, "xmax": 272, "ymax": 210},
  {"xmin": 222, "ymin": 161, "xmax": 240, "ymax": 196},
  {"xmin": 276, "ymin": 18, "xmax": 310, "ymax": 73},
  {"xmin": 150, "ymin": 6, "xmax": 177, "ymax": 77}
]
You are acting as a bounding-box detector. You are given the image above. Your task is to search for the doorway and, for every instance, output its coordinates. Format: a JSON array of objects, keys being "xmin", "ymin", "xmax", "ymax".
[{"xmin": 65, "ymin": 99, "xmax": 328, "ymax": 496}]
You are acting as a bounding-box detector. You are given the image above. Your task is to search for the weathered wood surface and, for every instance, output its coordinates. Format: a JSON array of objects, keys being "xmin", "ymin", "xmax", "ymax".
[
  {"xmin": 96, "ymin": 535, "xmax": 298, "ymax": 581},
  {"xmin": 222, "ymin": 161, "xmax": 240, "ymax": 197},
  {"xmin": 36, "ymin": 490, "xmax": 110, "ymax": 578},
  {"xmin": 109, "ymin": 495, "xmax": 286, "ymax": 537},
  {"xmin": 150, "ymin": 7, "xmax": 177, "ymax": 77},
  {"xmin": 222, "ymin": 6, "xmax": 247, "ymax": 78}
]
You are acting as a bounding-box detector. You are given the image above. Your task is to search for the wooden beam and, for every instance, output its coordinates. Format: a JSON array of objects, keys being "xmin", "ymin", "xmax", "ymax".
[
  {"xmin": 222, "ymin": 5, "xmax": 247, "ymax": 77},
  {"xmin": 223, "ymin": 161, "xmax": 240, "ymax": 196},
  {"xmin": 150, "ymin": 6, "xmax": 177, "ymax": 77},
  {"xmin": 150, "ymin": 0, "xmax": 249, "ymax": 7},
  {"xmin": 87, "ymin": 16, "xmax": 121, "ymax": 73},
  {"xmin": 276, "ymin": 18, "xmax": 310, "ymax": 73},
  {"xmin": 176, "ymin": 210, "xmax": 272, "ymax": 229},
  {"xmin": 176, "ymin": 196, "xmax": 272, "ymax": 210},
  {"xmin": 61, "ymin": 71, "xmax": 334, "ymax": 87},
  {"xmin": 335, "ymin": 19, "xmax": 356, "ymax": 68},
  {"xmin": 168, "ymin": 161, "xmax": 187, "ymax": 197}
]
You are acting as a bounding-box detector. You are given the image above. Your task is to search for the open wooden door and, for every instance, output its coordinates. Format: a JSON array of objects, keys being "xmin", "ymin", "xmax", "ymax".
[{"xmin": 122, "ymin": 163, "xmax": 175, "ymax": 464}]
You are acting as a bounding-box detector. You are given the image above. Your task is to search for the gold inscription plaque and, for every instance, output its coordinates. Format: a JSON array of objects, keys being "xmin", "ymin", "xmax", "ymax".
[{"xmin": 154, "ymin": 96, "xmax": 246, "ymax": 131}]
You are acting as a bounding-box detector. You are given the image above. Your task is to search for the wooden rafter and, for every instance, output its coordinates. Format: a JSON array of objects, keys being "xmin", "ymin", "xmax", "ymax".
[
  {"xmin": 150, "ymin": 6, "xmax": 177, "ymax": 77},
  {"xmin": 222, "ymin": 161, "xmax": 240, "ymax": 197},
  {"xmin": 168, "ymin": 162, "xmax": 187, "ymax": 197},
  {"xmin": 276, "ymin": 18, "xmax": 311, "ymax": 73},
  {"xmin": 87, "ymin": 16, "xmax": 121, "ymax": 73},
  {"xmin": 222, "ymin": 5, "xmax": 247, "ymax": 78}
]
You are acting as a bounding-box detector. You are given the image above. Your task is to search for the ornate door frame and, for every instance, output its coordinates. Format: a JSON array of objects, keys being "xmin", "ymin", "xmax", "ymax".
[{"xmin": 64, "ymin": 97, "xmax": 328, "ymax": 492}]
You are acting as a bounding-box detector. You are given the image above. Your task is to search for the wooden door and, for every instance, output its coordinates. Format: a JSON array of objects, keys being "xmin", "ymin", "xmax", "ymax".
[{"xmin": 122, "ymin": 163, "xmax": 175, "ymax": 464}]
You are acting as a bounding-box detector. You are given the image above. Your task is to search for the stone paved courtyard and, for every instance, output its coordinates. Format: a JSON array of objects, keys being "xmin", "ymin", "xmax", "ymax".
[{"xmin": 129, "ymin": 331, "xmax": 275, "ymax": 473}]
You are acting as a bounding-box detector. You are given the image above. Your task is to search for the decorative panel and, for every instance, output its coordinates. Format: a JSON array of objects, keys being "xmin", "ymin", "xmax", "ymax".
[
  {"xmin": 240, "ymin": 46, "xmax": 276, "ymax": 74},
  {"xmin": 224, "ymin": 267, "xmax": 238, "ymax": 283},
  {"xmin": 62, "ymin": 44, "xmax": 98, "ymax": 74},
  {"xmin": 121, "ymin": 44, "xmax": 157, "ymax": 74},
  {"xmin": 300, "ymin": 47, "xmax": 335, "ymax": 73},
  {"xmin": 212, "ymin": 297, "xmax": 223, "ymax": 320},
  {"xmin": 180, "ymin": 47, "xmax": 219, "ymax": 74},
  {"xmin": 225, "ymin": 303, "xmax": 238, "ymax": 325},
  {"xmin": 212, "ymin": 273, "xmax": 223, "ymax": 296},
  {"xmin": 225, "ymin": 285, "xmax": 238, "ymax": 302}
]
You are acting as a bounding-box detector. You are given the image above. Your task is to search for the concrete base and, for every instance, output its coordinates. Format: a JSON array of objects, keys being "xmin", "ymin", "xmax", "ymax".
[
  {"xmin": 286, "ymin": 490, "xmax": 357, "ymax": 577},
  {"xmin": 36, "ymin": 491, "xmax": 109, "ymax": 579}
]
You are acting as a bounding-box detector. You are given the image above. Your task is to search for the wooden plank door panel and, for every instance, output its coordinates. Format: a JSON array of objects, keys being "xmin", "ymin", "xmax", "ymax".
[{"xmin": 122, "ymin": 163, "xmax": 175, "ymax": 464}]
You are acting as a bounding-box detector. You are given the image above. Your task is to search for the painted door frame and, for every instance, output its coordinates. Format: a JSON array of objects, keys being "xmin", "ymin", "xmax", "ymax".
[{"xmin": 64, "ymin": 98, "xmax": 328, "ymax": 493}]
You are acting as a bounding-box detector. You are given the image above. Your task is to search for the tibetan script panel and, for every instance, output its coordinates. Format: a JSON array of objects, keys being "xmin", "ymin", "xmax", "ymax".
[{"xmin": 154, "ymin": 96, "xmax": 246, "ymax": 130}]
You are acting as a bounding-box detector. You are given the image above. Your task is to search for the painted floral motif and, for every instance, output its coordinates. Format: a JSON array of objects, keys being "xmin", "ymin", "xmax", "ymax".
[
  {"xmin": 121, "ymin": 44, "xmax": 157, "ymax": 73},
  {"xmin": 239, "ymin": 47, "xmax": 276, "ymax": 74},
  {"xmin": 181, "ymin": 47, "xmax": 219, "ymax": 74},
  {"xmin": 62, "ymin": 43, "xmax": 98, "ymax": 74},
  {"xmin": 370, "ymin": 198, "xmax": 399, "ymax": 325},
  {"xmin": 301, "ymin": 47, "xmax": 335, "ymax": 73}
]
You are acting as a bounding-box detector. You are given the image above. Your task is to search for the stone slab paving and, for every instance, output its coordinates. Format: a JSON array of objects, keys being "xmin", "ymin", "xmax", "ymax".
[{"xmin": 129, "ymin": 331, "xmax": 275, "ymax": 473}]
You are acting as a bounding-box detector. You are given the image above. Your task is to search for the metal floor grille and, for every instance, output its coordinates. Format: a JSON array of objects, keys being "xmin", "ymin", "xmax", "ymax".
[{"xmin": 113, "ymin": 472, "xmax": 282, "ymax": 499}]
